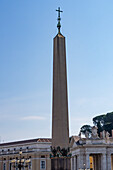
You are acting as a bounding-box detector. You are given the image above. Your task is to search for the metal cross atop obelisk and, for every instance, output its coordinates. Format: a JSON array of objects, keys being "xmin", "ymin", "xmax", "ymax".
[{"xmin": 56, "ymin": 7, "xmax": 63, "ymax": 34}]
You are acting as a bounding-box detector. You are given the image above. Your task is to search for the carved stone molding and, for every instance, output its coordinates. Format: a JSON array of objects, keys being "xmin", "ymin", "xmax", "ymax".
[{"xmin": 50, "ymin": 146, "xmax": 72, "ymax": 158}]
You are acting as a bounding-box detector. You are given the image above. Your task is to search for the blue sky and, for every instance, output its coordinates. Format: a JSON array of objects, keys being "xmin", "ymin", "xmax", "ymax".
[{"xmin": 0, "ymin": 0, "xmax": 113, "ymax": 142}]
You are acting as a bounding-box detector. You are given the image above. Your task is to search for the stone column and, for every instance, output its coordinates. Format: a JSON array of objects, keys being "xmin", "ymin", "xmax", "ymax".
[
  {"xmin": 71, "ymin": 157, "xmax": 74, "ymax": 170},
  {"xmin": 97, "ymin": 154, "xmax": 101, "ymax": 170},
  {"xmin": 107, "ymin": 153, "xmax": 111, "ymax": 170},
  {"xmin": 77, "ymin": 155, "xmax": 81, "ymax": 169},
  {"xmin": 77, "ymin": 154, "xmax": 84, "ymax": 169},
  {"xmin": 111, "ymin": 155, "xmax": 113, "ymax": 170},
  {"xmin": 74, "ymin": 156, "xmax": 77, "ymax": 170},
  {"xmin": 101, "ymin": 153, "xmax": 106, "ymax": 170},
  {"xmin": 85, "ymin": 153, "xmax": 90, "ymax": 169}
]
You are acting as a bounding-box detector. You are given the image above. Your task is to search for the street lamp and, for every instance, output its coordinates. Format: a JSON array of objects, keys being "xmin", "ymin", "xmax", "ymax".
[
  {"xmin": 83, "ymin": 163, "xmax": 86, "ymax": 170},
  {"xmin": 11, "ymin": 151, "xmax": 31, "ymax": 170}
]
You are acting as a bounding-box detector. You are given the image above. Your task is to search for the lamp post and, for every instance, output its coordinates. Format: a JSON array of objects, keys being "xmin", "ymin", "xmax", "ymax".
[
  {"xmin": 11, "ymin": 151, "xmax": 31, "ymax": 170},
  {"xmin": 83, "ymin": 163, "xmax": 86, "ymax": 170}
]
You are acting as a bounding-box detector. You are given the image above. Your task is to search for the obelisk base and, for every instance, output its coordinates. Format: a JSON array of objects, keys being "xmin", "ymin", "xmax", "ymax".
[{"xmin": 51, "ymin": 158, "xmax": 71, "ymax": 170}]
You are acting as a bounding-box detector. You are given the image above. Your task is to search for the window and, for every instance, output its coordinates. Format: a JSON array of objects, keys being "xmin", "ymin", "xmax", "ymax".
[
  {"xmin": 41, "ymin": 155, "xmax": 45, "ymax": 158},
  {"xmin": 28, "ymin": 161, "xmax": 32, "ymax": 169},
  {"xmin": 15, "ymin": 162, "xmax": 18, "ymax": 170},
  {"xmin": 40, "ymin": 160, "xmax": 46, "ymax": 169},
  {"xmin": 21, "ymin": 162, "xmax": 25, "ymax": 170},
  {"xmin": 9, "ymin": 163, "xmax": 11, "ymax": 170},
  {"xmin": 3, "ymin": 163, "xmax": 6, "ymax": 170}
]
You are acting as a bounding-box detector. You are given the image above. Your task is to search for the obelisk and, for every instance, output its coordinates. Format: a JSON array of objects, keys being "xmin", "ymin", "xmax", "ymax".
[{"xmin": 51, "ymin": 7, "xmax": 71, "ymax": 170}]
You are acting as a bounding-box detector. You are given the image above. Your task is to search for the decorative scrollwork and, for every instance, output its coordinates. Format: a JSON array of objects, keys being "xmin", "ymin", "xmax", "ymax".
[{"xmin": 50, "ymin": 146, "xmax": 71, "ymax": 158}]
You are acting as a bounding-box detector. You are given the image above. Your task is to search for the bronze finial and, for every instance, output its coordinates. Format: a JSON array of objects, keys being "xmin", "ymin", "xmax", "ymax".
[{"xmin": 56, "ymin": 7, "xmax": 63, "ymax": 34}]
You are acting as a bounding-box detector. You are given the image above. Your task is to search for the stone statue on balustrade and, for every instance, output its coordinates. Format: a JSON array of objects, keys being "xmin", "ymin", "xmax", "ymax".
[
  {"xmin": 91, "ymin": 126, "xmax": 99, "ymax": 139},
  {"xmin": 106, "ymin": 131, "xmax": 110, "ymax": 140},
  {"xmin": 85, "ymin": 130, "xmax": 90, "ymax": 139}
]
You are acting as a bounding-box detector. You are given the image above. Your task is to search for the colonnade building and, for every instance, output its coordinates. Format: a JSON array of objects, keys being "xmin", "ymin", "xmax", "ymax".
[{"xmin": 1, "ymin": 130, "xmax": 113, "ymax": 170}]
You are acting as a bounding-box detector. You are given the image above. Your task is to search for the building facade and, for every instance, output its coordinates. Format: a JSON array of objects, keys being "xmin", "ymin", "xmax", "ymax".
[
  {"xmin": 1, "ymin": 134, "xmax": 113, "ymax": 170},
  {"xmin": 0, "ymin": 138, "xmax": 51, "ymax": 170},
  {"xmin": 70, "ymin": 128, "xmax": 113, "ymax": 170}
]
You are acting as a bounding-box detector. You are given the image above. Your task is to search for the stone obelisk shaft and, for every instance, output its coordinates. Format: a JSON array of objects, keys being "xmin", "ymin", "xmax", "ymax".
[{"xmin": 52, "ymin": 33, "xmax": 69, "ymax": 149}]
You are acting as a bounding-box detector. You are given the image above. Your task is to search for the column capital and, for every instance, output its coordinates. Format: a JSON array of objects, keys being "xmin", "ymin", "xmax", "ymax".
[
  {"xmin": 102, "ymin": 153, "xmax": 107, "ymax": 156},
  {"xmin": 107, "ymin": 153, "xmax": 111, "ymax": 157}
]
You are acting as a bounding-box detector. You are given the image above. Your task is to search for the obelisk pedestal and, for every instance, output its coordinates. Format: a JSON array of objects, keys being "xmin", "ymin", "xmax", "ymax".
[{"xmin": 51, "ymin": 157, "xmax": 71, "ymax": 170}]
